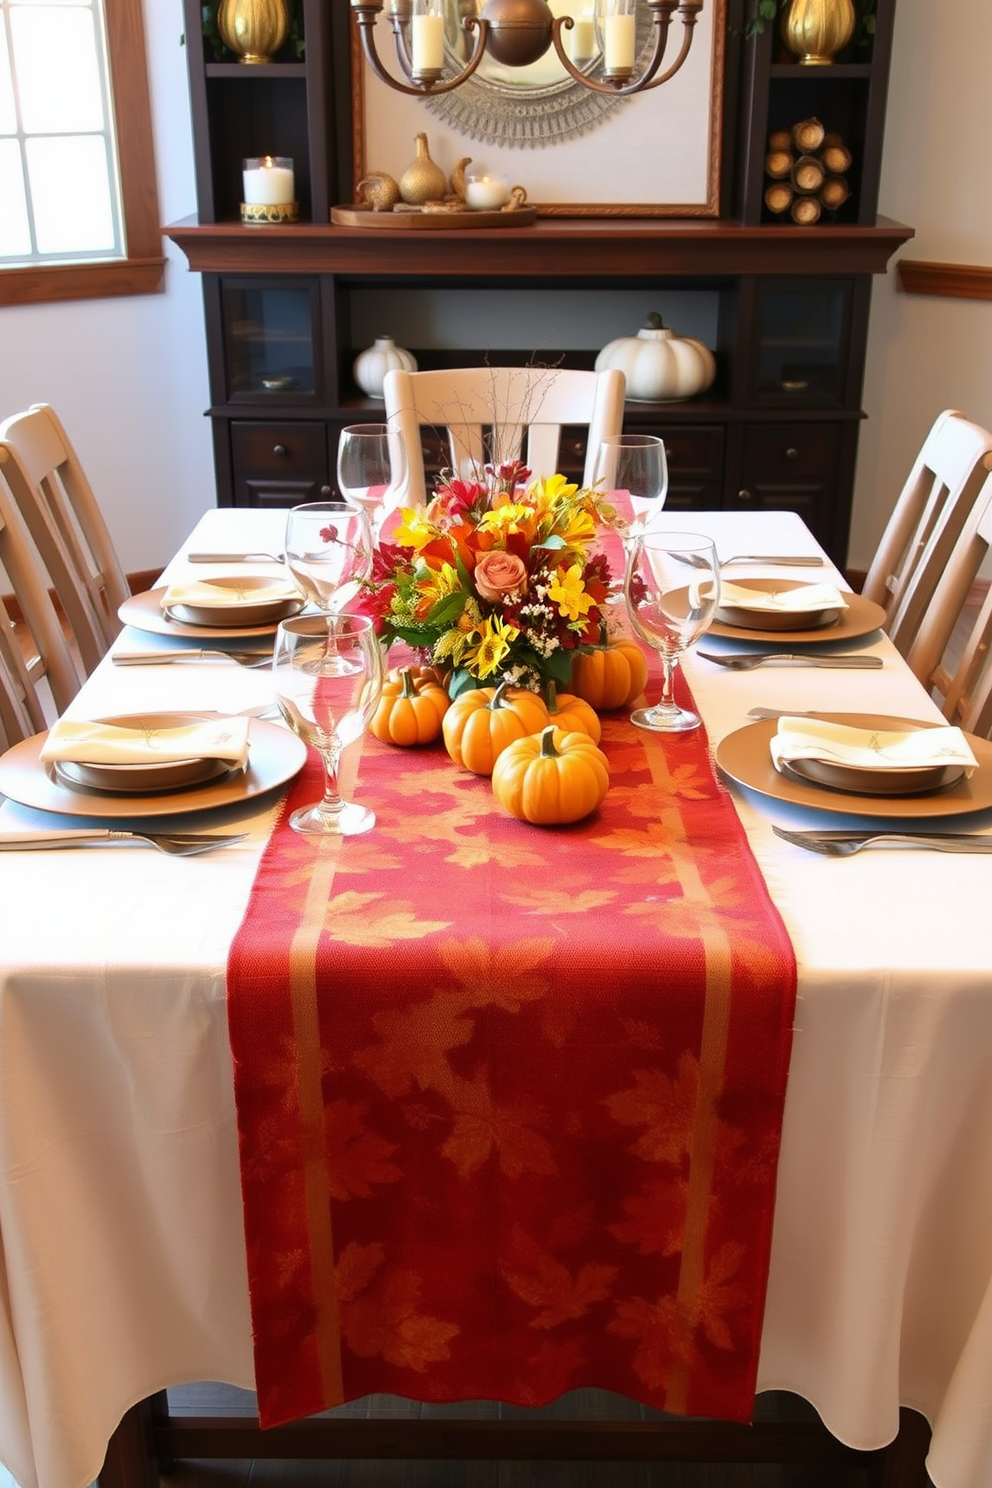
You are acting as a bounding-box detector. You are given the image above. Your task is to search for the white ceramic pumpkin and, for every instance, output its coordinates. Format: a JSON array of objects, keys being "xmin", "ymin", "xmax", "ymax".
[
  {"xmin": 353, "ymin": 336, "xmax": 418, "ymax": 399},
  {"xmin": 595, "ymin": 313, "xmax": 717, "ymax": 403}
]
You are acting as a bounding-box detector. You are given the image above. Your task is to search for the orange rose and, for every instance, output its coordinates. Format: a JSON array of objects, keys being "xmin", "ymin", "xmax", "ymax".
[{"xmin": 474, "ymin": 550, "xmax": 527, "ymax": 602}]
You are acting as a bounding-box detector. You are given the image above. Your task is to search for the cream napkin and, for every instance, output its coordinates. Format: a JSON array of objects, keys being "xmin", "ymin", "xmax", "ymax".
[
  {"xmin": 720, "ymin": 581, "xmax": 848, "ymax": 614},
  {"xmin": 40, "ymin": 716, "xmax": 251, "ymax": 767},
  {"xmin": 161, "ymin": 575, "xmax": 301, "ymax": 610},
  {"xmin": 771, "ymin": 716, "xmax": 979, "ymax": 777}
]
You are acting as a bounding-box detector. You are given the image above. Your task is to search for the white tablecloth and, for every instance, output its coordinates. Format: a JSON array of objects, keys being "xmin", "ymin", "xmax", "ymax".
[{"xmin": 1, "ymin": 509, "xmax": 991, "ymax": 1488}]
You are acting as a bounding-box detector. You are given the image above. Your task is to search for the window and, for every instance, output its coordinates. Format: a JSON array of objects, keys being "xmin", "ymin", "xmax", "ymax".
[{"xmin": 0, "ymin": 0, "xmax": 163, "ymax": 305}]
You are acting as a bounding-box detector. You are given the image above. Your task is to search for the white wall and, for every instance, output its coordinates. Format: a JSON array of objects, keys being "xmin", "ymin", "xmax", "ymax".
[
  {"xmin": 1, "ymin": 2, "xmax": 986, "ymax": 574},
  {"xmin": 853, "ymin": 0, "xmax": 992, "ymax": 570},
  {"xmin": 0, "ymin": 0, "xmax": 213, "ymax": 575}
]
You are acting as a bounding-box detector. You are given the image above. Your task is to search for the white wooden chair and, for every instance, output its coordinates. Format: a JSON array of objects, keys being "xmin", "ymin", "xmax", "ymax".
[
  {"xmin": 381, "ymin": 366, "xmax": 626, "ymax": 506},
  {"xmin": 906, "ymin": 477, "xmax": 992, "ymax": 738},
  {"xmin": 0, "ymin": 469, "xmax": 85, "ymax": 743},
  {"xmin": 0, "ymin": 403, "xmax": 130, "ymax": 675},
  {"xmin": 861, "ymin": 409, "xmax": 992, "ymax": 658}
]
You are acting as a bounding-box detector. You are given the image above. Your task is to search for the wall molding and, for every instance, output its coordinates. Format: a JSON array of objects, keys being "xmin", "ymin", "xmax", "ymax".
[{"xmin": 897, "ymin": 260, "xmax": 992, "ymax": 301}]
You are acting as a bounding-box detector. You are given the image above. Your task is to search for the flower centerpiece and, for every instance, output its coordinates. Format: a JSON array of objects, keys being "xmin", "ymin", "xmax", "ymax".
[{"xmin": 356, "ymin": 461, "xmax": 620, "ymax": 698}]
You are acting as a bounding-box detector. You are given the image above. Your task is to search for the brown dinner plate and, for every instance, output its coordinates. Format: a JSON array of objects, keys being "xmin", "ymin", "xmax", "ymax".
[
  {"xmin": 715, "ymin": 713, "xmax": 992, "ymax": 819},
  {"xmin": 165, "ymin": 575, "xmax": 304, "ymax": 628},
  {"xmin": 715, "ymin": 578, "xmax": 845, "ymax": 632},
  {"xmin": 708, "ymin": 585, "xmax": 887, "ymax": 645}
]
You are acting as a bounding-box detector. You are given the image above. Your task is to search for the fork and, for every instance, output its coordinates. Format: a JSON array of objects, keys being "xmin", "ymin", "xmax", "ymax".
[
  {"xmin": 772, "ymin": 826, "xmax": 992, "ymax": 856},
  {"xmin": 0, "ymin": 829, "xmax": 249, "ymax": 856},
  {"xmin": 720, "ymin": 554, "xmax": 824, "ymax": 567},
  {"xmin": 697, "ymin": 651, "xmax": 882, "ymax": 670},
  {"xmin": 113, "ymin": 649, "xmax": 273, "ymax": 669}
]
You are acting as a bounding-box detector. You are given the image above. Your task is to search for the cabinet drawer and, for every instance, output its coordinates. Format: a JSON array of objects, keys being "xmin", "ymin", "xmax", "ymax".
[
  {"xmin": 741, "ymin": 424, "xmax": 840, "ymax": 483},
  {"xmin": 232, "ymin": 422, "xmax": 329, "ymax": 479},
  {"xmin": 660, "ymin": 426, "xmax": 725, "ymax": 481}
]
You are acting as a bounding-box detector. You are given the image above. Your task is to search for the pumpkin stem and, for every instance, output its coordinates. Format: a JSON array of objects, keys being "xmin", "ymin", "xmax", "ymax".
[
  {"xmin": 644, "ymin": 311, "xmax": 665, "ymax": 330},
  {"xmin": 538, "ymin": 725, "xmax": 561, "ymax": 759},
  {"xmin": 399, "ymin": 668, "xmax": 418, "ymax": 699},
  {"xmin": 488, "ymin": 678, "xmax": 512, "ymax": 710},
  {"xmin": 545, "ymin": 681, "xmax": 560, "ymax": 714}
]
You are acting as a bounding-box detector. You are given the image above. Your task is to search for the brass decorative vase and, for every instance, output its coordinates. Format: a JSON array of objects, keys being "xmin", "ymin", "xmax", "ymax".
[
  {"xmin": 398, "ymin": 133, "xmax": 447, "ymax": 206},
  {"xmin": 216, "ymin": 0, "xmax": 290, "ymax": 64},
  {"xmin": 780, "ymin": 0, "xmax": 856, "ymax": 65}
]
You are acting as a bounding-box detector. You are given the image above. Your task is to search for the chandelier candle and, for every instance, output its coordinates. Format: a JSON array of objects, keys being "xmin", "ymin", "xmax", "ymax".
[
  {"xmin": 603, "ymin": 0, "xmax": 636, "ymax": 72},
  {"xmin": 411, "ymin": 0, "xmax": 444, "ymax": 73}
]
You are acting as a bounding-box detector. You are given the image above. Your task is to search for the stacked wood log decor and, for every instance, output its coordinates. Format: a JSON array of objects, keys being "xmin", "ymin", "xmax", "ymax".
[{"xmin": 763, "ymin": 118, "xmax": 853, "ymax": 224}]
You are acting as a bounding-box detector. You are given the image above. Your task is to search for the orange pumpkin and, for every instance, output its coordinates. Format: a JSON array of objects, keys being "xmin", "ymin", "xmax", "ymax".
[
  {"xmin": 371, "ymin": 667, "xmax": 450, "ymax": 746},
  {"xmin": 492, "ymin": 726, "xmax": 610, "ymax": 825},
  {"xmin": 442, "ymin": 680, "xmax": 550, "ymax": 776},
  {"xmin": 570, "ymin": 639, "xmax": 649, "ymax": 712},
  {"xmin": 544, "ymin": 681, "xmax": 602, "ymax": 743}
]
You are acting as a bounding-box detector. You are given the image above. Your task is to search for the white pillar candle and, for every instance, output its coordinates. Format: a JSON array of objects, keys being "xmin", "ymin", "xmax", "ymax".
[
  {"xmin": 603, "ymin": 12, "xmax": 635, "ymax": 69},
  {"xmin": 569, "ymin": 13, "xmax": 596, "ymax": 62},
  {"xmin": 465, "ymin": 174, "xmax": 510, "ymax": 210},
  {"xmin": 242, "ymin": 157, "xmax": 295, "ymax": 205},
  {"xmin": 411, "ymin": 13, "xmax": 444, "ymax": 71}
]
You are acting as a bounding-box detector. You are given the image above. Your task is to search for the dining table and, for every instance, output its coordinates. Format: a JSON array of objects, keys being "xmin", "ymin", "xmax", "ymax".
[{"xmin": 1, "ymin": 504, "xmax": 991, "ymax": 1488}]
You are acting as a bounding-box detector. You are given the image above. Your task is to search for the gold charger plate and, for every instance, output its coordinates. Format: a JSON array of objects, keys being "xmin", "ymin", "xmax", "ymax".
[
  {"xmin": 119, "ymin": 587, "xmax": 288, "ymax": 641},
  {"xmin": 332, "ymin": 204, "xmax": 537, "ymax": 231},
  {"xmin": 716, "ymin": 713, "xmax": 992, "ymax": 820},
  {"xmin": 0, "ymin": 716, "xmax": 307, "ymax": 820},
  {"xmin": 709, "ymin": 585, "xmax": 887, "ymax": 644}
]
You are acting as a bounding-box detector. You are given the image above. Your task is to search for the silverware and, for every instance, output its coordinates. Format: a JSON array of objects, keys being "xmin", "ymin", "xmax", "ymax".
[
  {"xmin": 697, "ymin": 651, "xmax": 883, "ymax": 671},
  {"xmin": 772, "ymin": 826, "xmax": 992, "ymax": 857},
  {"xmin": 0, "ymin": 830, "xmax": 249, "ymax": 856},
  {"xmin": 748, "ymin": 707, "xmax": 820, "ymax": 721},
  {"xmin": 112, "ymin": 649, "xmax": 272, "ymax": 669},
  {"xmin": 720, "ymin": 554, "xmax": 825, "ymax": 567},
  {"xmin": 186, "ymin": 551, "xmax": 285, "ymax": 564}
]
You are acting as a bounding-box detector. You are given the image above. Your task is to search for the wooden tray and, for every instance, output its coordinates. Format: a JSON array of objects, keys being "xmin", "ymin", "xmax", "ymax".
[{"xmin": 331, "ymin": 204, "xmax": 537, "ymax": 231}]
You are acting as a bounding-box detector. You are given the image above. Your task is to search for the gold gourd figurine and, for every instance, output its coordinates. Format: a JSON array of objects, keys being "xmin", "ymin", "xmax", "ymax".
[{"xmin": 398, "ymin": 134, "xmax": 447, "ymax": 206}]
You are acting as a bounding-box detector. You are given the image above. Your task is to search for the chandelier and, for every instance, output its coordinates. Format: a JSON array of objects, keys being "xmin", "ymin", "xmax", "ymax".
[{"xmin": 350, "ymin": 0, "xmax": 704, "ymax": 99}]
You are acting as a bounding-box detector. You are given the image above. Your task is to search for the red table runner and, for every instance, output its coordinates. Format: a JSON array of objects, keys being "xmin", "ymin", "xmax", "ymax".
[{"xmin": 227, "ymin": 664, "xmax": 796, "ymax": 1430}]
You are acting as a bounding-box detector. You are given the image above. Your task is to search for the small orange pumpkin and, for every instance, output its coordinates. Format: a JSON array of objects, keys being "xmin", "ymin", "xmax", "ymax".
[
  {"xmin": 544, "ymin": 680, "xmax": 602, "ymax": 743},
  {"xmin": 492, "ymin": 725, "xmax": 610, "ymax": 825},
  {"xmin": 570, "ymin": 638, "xmax": 649, "ymax": 712},
  {"xmin": 442, "ymin": 679, "xmax": 550, "ymax": 776},
  {"xmin": 371, "ymin": 666, "xmax": 450, "ymax": 746}
]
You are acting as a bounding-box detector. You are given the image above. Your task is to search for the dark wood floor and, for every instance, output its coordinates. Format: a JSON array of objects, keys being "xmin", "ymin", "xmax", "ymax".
[{"xmin": 162, "ymin": 1385, "xmax": 885, "ymax": 1488}]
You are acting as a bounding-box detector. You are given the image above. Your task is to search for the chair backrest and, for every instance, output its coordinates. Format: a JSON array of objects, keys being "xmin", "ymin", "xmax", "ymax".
[
  {"xmin": 861, "ymin": 409, "xmax": 992, "ymax": 658},
  {"xmin": 0, "ymin": 468, "xmax": 85, "ymax": 742},
  {"xmin": 381, "ymin": 366, "xmax": 627, "ymax": 506},
  {"xmin": 0, "ymin": 403, "xmax": 130, "ymax": 674},
  {"xmin": 906, "ymin": 479, "xmax": 992, "ymax": 738}
]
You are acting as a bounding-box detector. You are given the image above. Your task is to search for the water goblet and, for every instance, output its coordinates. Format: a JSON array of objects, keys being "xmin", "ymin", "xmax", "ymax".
[
  {"xmin": 272, "ymin": 613, "xmax": 384, "ymax": 837},
  {"xmin": 336, "ymin": 423, "xmax": 408, "ymax": 541},
  {"xmin": 284, "ymin": 500, "xmax": 373, "ymax": 614},
  {"xmin": 593, "ymin": 433, "xmax": 668, "ymax": 542},
  {"xmin": 623, "ymin": 531, "xmax": 720, "ymax": 733}
]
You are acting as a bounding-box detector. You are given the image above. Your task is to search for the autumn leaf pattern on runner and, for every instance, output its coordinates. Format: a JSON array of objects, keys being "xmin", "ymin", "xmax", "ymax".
[{"xmin": 227, "ymin": 645, "xmax": 796, "ymax": 1430}]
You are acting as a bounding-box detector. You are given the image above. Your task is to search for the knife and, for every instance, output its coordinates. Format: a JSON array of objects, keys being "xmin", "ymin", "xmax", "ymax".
[{"xmin": 186, "ymin": 551, "xmax": 285, "ymax": 564}]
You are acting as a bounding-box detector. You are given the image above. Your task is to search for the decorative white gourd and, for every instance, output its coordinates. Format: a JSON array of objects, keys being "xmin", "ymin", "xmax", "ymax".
[
  {"xmin": 595, "ymin": 313, "xmax": 717, "ymax": 403},
  {"xmin": 353, "ymin": 336, "xmax": 418, "ymax": 399}
]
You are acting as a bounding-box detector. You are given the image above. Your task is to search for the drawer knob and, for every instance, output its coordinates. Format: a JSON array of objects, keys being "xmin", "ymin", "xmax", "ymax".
[
  {"xmin": 273, "ymin": 444, "xmax": 288, "ymax": 458},
  {"xmin": 785, "ymin": 447, "xmax": 798, "ymax": 460},
  {"xmin": 737, "ymin": 488, "xmax": 752, "ymax": 503},
  {"xmin": 320, "ymin": 484, "xmax": 332, "ymax": 496}
]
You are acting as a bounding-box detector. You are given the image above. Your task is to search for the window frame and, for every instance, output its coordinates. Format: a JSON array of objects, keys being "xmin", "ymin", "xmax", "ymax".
[{"xmin": 0, "ymin": 0, "xmax": 164, "ymax": 307}]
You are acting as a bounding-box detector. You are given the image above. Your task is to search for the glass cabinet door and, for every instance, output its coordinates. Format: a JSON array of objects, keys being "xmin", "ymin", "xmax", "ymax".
[
  {"xmin": 219, "ymin": 278, "xmax": 321, "ymax": 402},
  {"xmin": 750, "ymin": 280, "xmax": 853, "ymax": 408}
]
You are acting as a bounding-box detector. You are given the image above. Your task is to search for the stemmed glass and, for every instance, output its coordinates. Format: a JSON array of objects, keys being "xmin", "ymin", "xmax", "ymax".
[
  {"xmin": 623, "ymin": 532, "xmax": 720, "ymax": 733},
  {"xmin": 272, "ymin": 613, "xmax": 384, "ymax": 836},
  {"xmin": 593, "ymin": 434, "xmax": 668, "ymax": 542},
  {"xmin": 336, "ymin": 423, "xmax": 408, "ymax": 541},
  {"xmin": 284, "ymin": 500, "xmax": 373, "ymax": 614}
]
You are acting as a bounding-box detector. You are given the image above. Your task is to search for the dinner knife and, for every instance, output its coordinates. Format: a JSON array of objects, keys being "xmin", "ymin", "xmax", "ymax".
[{"xmin": 186, "ymin": 551, "xmax": 285, "ymax": 564}]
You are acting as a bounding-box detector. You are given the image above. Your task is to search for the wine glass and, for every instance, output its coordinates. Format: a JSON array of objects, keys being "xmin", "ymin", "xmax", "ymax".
[
  {"xmin": 593, "ymin": 434, "xmax": 668, "ymax": 542},
  {"xmin": 284, "ymin": 501, "xmax": 373, "ymax": 614},
  {"xmin": 272, "ymin": 613, "xmax": 384, "ymax": 837},
  {"xmin": 623, "ymin": 531, "xmax": 720, "ymax": 733},
  {"xmin": 336, "ymin": 423, "xmax": 408, "ymax": 541}
]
